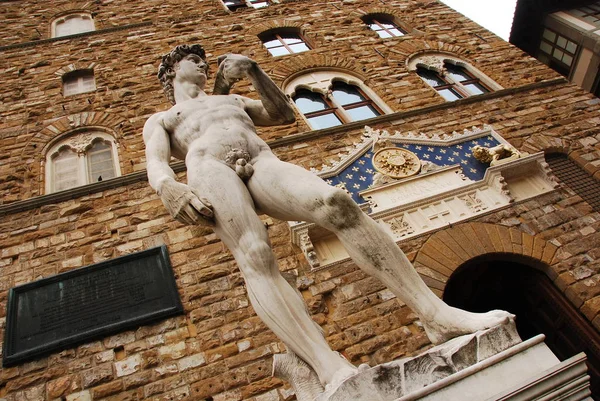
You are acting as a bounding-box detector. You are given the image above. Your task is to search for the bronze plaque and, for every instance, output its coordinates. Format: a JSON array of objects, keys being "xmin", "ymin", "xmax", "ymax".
[{"xmin": 3, "ymin": 245, "xmax": 183, "ymax": 366}]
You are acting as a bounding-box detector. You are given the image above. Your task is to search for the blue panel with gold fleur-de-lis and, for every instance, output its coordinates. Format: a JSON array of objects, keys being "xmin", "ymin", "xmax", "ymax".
[{"xmin": 324, "ymin": 134, "xmax": 500, "ymax": 204}]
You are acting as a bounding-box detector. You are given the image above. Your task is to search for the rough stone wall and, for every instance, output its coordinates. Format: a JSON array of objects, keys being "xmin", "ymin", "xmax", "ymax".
[
  {"xmin": 0, "ymin": 0, "xmax": 557, "ymax": 202},
  {"xmin": 1, "ymin": 0, "xmax": 600, "ymax": 401}
]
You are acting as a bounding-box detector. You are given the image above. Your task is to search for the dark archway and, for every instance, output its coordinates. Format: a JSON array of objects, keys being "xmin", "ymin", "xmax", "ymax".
[{"xmin": 444, "ymin": 256, "xmax": 600, "ymax": 399}]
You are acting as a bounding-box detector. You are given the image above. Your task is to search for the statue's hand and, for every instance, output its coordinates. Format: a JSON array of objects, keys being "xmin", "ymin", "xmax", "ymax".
[
  {"xmin": 217, "ymin": 53, "xmax": 257, "ymax": 84},
  {"xmin": 158, "ymin": 179, "xmax": 214, "ymax": 226}
]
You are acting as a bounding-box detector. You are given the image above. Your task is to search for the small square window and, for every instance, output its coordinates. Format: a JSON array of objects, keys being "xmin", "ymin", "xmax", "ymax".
[{"xmin": 63, "ymin": 70, "xmax": 96, "ymax": 96}]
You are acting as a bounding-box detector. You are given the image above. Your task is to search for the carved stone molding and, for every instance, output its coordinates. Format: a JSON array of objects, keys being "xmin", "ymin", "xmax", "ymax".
[
  {"xmin": 415, "ymin": 55, "xmax": 445, "ymax": 73},
  {"xmin": 386, "ymin": 215, "xmax": 414, "ymax": 238},
  {"xmin": 460, "ymin": 192, "xmax": 487, "ymax": 213},
  {"xmin": 290, "ymin": 152, "xmax": 557, "ymax": 270},
  {"xmin": 299, "ymin": 231, "xmax": 320, "ymax": 269}
]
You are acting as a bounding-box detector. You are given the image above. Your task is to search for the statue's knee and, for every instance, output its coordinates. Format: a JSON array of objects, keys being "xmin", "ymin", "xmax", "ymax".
[
  {"xmin": 322, "ymin": 189, "xmax": 363, "ymax": 230},
  {"xmin": 239, "ymin": 240, "xmax": 276, "ymax": 274}
]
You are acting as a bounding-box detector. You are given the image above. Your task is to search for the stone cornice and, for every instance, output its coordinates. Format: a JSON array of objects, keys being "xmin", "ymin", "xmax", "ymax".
[
  {"xmin": 0, "ymin": 162, "xmax": 185, "ymax": 217},
  {"xmin": 0, "ymin": 77, "xmax": 567, "ymax": 217},
  {"xmin": 0, "ymin": 21, "xmax": 153, "ymax": 52},
  {"xmin": 268, "ymin": 77, "xmax": 568, "ymax": 148}
]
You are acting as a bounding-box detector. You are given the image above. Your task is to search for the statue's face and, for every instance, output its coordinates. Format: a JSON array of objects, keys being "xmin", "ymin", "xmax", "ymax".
[{"xmin": 174, "ymin": 53, "xmax": 208, "ymax": 88}]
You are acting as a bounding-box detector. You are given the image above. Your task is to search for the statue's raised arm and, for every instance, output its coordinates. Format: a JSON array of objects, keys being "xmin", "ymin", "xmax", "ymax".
[{"xmin": 215, "ymin": 53, "xmax": 296, "ymax": 126}]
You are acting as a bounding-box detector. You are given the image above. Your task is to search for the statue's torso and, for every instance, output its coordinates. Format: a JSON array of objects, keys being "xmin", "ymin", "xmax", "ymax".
[{"xmin": 158, "ymin": 95, "xmax": 268, "ymax": 161}]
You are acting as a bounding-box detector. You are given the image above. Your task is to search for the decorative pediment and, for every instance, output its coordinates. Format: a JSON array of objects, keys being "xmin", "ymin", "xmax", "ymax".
[
  {"xmin": 313, "ymin": 125, "xmax": 514, "ymax": 206},
  {"xmin": 291, "ymin": 125, "xmax": 559, "ymax": 270}
]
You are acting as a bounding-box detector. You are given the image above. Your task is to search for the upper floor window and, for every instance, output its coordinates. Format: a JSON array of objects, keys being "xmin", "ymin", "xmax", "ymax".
[
  {"xmin": 570, "ymin": 2, "xmax": 600, "ymax": 27},
  {"xmin": 259, "ymin": 29, "xmax": 311, "ymax": 56},
  {"xmin": 63, "ymin": 70, "xmax": 96, "ymax": 96},
  {"xmin": 51, "ymin": 13, "xmax": 95, "ymax": 38},
  {"xmin": 362, "ymin": 14, "xmax": 407, "ymax": 38},
  {"xmin": 331, "ymin": 82, "xmax": 381, "ymax": 121},
  {"xmin": 45, "ymin": 132, "xmax": 120, "ymax": 193},
  {"xmin": 223, "ymin": 0, "xmax": 269, "ymax": 11},
  {"xmin": 293, "ymin": 89, "xmax": 343, "ymax": 130},
  {"xmin": 408, "ymin": 54, "xmax": 500, "ymax": 102},
  {"xmin": 538, "ymin": 28, "xmax": 578, "ymax": 77},
  {"xmin": 286, "ymin": 71, "xmax": 389, "ymax": 130},
  {"xmin": 417, "ymin": 63, "xmax": 490, "ymax": 101}
]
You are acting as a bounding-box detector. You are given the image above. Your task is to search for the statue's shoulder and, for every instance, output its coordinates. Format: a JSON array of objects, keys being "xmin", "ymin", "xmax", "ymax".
[
  {"xmin": 144, "ymin": 110, "xmax": 167, "ymax": 126},
  {"xmin": 142, "ymin": 111, "xmax": 170, "ymax": 141}
]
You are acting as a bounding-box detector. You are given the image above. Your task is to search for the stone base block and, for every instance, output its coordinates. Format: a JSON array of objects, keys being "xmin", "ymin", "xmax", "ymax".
[{"xmin": 275, "ymin": 321, "xmax": 593, "ymax": 401}]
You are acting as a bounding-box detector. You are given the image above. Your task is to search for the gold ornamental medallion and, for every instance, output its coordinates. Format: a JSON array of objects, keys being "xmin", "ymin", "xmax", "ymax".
[{"xmin": 372, "ymin": 147, "xmax": 421, "ymax": 178}]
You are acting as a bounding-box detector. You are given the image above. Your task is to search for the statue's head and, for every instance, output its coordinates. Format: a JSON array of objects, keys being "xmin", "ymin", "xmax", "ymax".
[{"xmin": 158, "ymin": 44, "xmax": 208, "ymax": 104}]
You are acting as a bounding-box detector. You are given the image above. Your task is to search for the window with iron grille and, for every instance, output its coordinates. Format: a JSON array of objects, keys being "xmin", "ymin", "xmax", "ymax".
[{"xmin": 545, "ymin": 153, "xmax": 600, "ymax": 212}]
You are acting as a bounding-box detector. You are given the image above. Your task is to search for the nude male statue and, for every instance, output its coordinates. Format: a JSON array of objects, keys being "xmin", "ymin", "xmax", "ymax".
[{"xmin": 143, "ymin": 44, "xmax": 512, "ymax": 386}]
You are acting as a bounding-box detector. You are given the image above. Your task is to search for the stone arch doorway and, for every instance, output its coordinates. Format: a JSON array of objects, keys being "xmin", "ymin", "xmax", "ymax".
[{"xmin": 443, "ymin": 254, "xmax": 600, "ymax": 399}]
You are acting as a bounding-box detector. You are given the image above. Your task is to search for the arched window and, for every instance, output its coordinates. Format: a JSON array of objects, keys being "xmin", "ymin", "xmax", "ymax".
[
  {"xmin": 45, "ymin": 132, "xmax": 120, "ymax": 193},
  {"xmin": 331, "ymin": 81, "xmax": 381, "ymax": 121},
  {"xmin": 408, "ymin": 54, "xmax": 500, "ymax": 102},
  {"xmin": 51, "ymin": 13, "xmax": 95, "ymax": 38},
  {"xmin": 286, "ymin": 71, "xmax": 389, "ymax": 130},
  {"xmin": 259, "ymin": 29, "xmax": 311, "ymax": 56},
  {"xmin": 63, "ymin": 70, "xmax": 96, "ymax": 96},
  {"xmin": 362, "ymin": 14, "xmax": 407, "ymax": 38},
  {"xmin": 545, "ymin": 153, "xmax": 600, "ymax": 212},
  {"xmin": 293, "ymin": 89, "xmax": 343, "ymax": 130}
]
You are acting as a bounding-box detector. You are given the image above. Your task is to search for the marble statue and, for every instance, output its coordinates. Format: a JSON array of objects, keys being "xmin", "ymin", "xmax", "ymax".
[{"xmin": 143, "ymin": 44, "xmax": 512, "ymax": 388}]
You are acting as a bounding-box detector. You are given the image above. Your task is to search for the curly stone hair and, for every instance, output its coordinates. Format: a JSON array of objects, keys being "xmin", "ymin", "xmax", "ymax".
[{"xmin": 157, "ymin": 44, "xmax": 207, "ymax": 104}]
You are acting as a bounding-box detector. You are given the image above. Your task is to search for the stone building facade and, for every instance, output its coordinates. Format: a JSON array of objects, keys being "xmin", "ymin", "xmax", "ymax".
[
  {"xmin": 1, "ymin": 0, "xmax": 600, "ymax": 400},
  {"xmin": 511, "ymin": 0, "xmax": 600, "ymax": 95}
]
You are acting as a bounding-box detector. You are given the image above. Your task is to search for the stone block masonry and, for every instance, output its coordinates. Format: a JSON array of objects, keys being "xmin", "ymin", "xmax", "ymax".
[{"xmin": 0, "ymin": 0, "xmax": 600, "ymax": 400}]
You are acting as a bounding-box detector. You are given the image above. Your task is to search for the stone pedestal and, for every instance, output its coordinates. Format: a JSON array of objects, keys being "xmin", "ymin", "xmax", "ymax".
[{"xmin": 274, "ymin": 321, "xmax": 593, "ymax": 401}]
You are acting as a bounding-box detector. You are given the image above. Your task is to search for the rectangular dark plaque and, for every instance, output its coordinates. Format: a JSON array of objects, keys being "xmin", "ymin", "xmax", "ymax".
[{"xmin": 3, "ymin": 245, "xmax": 183, "ymax": 367}]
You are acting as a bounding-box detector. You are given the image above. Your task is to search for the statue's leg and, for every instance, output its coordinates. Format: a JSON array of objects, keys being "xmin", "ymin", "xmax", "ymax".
[
  {"xmin": 187, "ymin": 157, "xmax": 356, "ymax": 385},
  {"xmin": 248, "ymin": 154, "xmax": 512, "ymax": 345}
]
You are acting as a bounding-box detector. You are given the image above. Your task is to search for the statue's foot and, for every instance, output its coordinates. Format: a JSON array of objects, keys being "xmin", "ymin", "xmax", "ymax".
[
  {"xmin": 324, "ymin": 365, "xmax": 359, "ymax": 392},
  {"xmin": 423, "ymin": 307, "xmax": 514, "ymax": 345}
]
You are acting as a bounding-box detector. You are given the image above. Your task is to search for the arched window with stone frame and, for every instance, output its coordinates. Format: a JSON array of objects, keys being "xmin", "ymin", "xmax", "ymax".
[
  {"xmin": 408, "ymin": 54, "xmax": 502, "ymax": 102},
  {"xmin": 44, "ymin": 131, "xmax": 121, "ymax": 194},
  {"xmin": 51, "ymin": 12, "xmax": 95, "ymax": 38},
  {"xmin": 285, "ymin": 71, "xmax": 392, "ymax": 130},
  {"xmin": 361, "ymin": 13, "xmax": 409, "ymax": 38},
  {"xmin": 258, "ymin": 27, "xmax": 312, "ymax": 57}
]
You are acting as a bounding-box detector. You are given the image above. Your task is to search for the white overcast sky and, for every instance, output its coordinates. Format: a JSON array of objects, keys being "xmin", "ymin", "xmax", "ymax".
[{"xmin": 439, "ymin": 0, "xmax": 518, "ymax": 41}]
